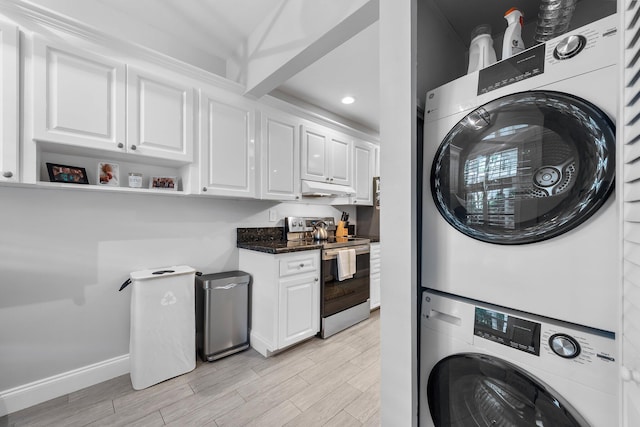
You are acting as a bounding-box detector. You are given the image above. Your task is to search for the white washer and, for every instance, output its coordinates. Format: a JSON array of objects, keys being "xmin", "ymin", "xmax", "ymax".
[
  {"xmin": 422, "ymin": 15, "xmax": 619, "ymax": 332},
  {"xmin": 419, "ymin": 289, "xmax": 618, "ymax": 427}
]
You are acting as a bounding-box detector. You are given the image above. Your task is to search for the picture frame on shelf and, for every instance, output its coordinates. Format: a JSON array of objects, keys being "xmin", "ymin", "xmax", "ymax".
[
  {"xmin": 46, "ymin": 163, "xmax": 89, "ymax": 184},
  {"xmin": 150, "ymin": 176, "xmax": 178, "ymax": 190},
  {"xmin": 98, "ymin": 162, "xmax": 120, "ymax": 186}
]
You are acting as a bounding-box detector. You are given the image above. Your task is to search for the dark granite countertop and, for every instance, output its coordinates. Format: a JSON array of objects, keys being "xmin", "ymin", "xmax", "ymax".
[
  {"xmin": 237, "ymin": 240, "xmax": 322, "ymax": 254},
  {"xmin": 236, "ymin": 227, "xmax": 379, "ymax": 254}
]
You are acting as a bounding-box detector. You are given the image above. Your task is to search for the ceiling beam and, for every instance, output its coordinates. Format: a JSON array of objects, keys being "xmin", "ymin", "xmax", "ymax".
[{"xmin": 241, "ymin": 0, "xmax": 379, "ymax": 98}]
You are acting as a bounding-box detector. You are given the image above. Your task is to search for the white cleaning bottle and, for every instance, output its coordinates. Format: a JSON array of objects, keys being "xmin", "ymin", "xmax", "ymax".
[
  {"xmin": 467, "ymin": 24, "xmax": 497, "ymax": 74},
  {"xmin": 502, "ymin": 8, "xmax": 525, "ymax": 60}
]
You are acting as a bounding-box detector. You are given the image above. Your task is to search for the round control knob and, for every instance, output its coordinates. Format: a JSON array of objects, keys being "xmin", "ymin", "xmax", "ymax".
[
  {"xmin": 549, "ymin": 333, "xmax": 581, "ymax": 358},
  {"xmin": 553, "ymin": 35, "xmax": 586, "ymax": 60}
]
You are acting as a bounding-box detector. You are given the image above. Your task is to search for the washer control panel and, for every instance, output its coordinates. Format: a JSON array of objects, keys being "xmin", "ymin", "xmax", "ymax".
[
  {"xmin": 549, "ymin": 333, "xmax": 581, "ymax": 358},
  {"xmin": 474, "ymin": 307, "xmax": 541, "ymax": 356},
  {"xmin": 553, "ymin": 35, "xmax": 587, "ymax": 60}
]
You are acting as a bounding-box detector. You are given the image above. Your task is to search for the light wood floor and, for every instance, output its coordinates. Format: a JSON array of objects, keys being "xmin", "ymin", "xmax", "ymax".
[{"xmin": 1, "ymin": 309, "xmax": 380, "ymax": 427}]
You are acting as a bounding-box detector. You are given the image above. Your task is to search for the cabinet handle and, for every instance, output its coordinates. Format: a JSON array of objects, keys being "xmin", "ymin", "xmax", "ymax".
[
  {"xmin": 325, "ymin": 177, "xmax": 330, "ymax": 181},
  {"xmin": 295, "ymin": 196, "xmax": 300, "ymax": 199},
  {"xmin": 330, "ymin": 178, "xmax": 334, "ymax": 181},
  {"xmin": 117, "ymin": 143, "xmax": 124, "ymax": 149},
  {"xmin": 202, "ymin": 187, "xmax": 207, "ymax": 192},
  {"xmin": 2, "ymin": 171, "xmax": 13, "ymax": 178},
  {"xmin": 130, "ymin": 145, "xmax": 137, "ymax": 150},
  {"xmin": 299, "ymin": 263, "xmax": 305, "ymax": 268},
  {"xmin": 314, "ymin": 277, "xmax": 319, "ymax": 282}
]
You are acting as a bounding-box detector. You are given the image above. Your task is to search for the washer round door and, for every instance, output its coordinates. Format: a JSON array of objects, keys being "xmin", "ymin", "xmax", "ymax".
[
  {"xmin": 431, "ymin": 91, "xmax": 615, "ymax": 244},
  {"xmin": 427, "ymin": 353, "xmax": 588, "ymax": 427}
]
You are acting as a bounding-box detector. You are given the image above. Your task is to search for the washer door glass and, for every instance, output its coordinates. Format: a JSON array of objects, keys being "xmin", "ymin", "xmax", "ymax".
[
  {"xmin": 427, "ymin": 353, "xmax": 588, "ymax": 427},
  {"xmin": 431, "ymin": 91, "xmax": 615, "ymax": 244}
]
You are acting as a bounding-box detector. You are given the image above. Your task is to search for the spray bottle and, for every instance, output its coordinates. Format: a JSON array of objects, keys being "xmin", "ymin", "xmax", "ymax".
[{"xmin": 502, "ymin": 8, "xmax": 525, "ymax": 60}]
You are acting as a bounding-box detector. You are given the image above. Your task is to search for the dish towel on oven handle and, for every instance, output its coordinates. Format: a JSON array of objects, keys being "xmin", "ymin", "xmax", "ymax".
[{"xmin": 337, "ymin": 248, "xmax": 356, "ymax": 281}]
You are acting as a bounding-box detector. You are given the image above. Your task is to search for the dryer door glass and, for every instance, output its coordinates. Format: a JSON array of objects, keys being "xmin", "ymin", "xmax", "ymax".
[
  {"xmin": 426, "ymin": 353, "xmax": 588, "ymax": 426},
  {"xmin": 430, "ymin": 91, "xmax": 615, "ymax": 244}
]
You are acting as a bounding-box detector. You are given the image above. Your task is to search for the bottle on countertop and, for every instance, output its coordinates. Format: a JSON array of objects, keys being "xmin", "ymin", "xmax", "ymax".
[
  {"xmin": 467, "ymin": 24, "xmax": 497, "ymax": 74},
  {"xmin": 502, "ymin": 8, "xmax": 525, "ymax": 60}
]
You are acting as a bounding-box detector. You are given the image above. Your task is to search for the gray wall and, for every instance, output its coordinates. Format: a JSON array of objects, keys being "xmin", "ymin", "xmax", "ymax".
[{"xmin": 0, "ymin": 185, "xmax": 353, "ymax": 391}]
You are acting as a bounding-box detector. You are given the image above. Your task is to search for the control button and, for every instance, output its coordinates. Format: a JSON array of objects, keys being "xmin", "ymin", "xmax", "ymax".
[
  {"xmin": 549, "ymin": 333, "xmax": 581, "ymax": 358},
  {"xmin": 553, "ymin": 35, "xmax": 586, "ymax": 60}
]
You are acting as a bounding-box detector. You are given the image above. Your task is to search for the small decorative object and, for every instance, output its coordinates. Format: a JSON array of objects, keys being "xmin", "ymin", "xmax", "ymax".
[
  {"xmin": 98, "ymin": 162, "xmax": 119, "ymax": 186},
  {"xmin": 46, "ymin": 163, "xmax": 89, "ymax": 184},
  {"xmin": 150, "ymin": 176, "xmax": 178, "ymax": 190},
  {"xmin": 128, "ymin": 172, "xmax": 143, "ymax": 188}
]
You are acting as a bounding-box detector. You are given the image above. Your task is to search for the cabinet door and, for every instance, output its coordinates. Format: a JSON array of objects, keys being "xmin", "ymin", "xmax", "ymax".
[
  {"xmin": 301, "ymin": 125, "xmax": 328, "ymax": 182},
  {"xmin": 278, "ymin": 274, "xmax": 319, "ymax": 348},
  {"xmin": 127, "ymin": 68, "xmax": 193, "ymax": 163},
  {"xmin": 200, "ymin": 91, "xmax": 255, "ymax": 198},
  {"xmin": 33, "ymin": 37, "xmax": 126, "ymax": 151},
  {"xmin": 260, "ymin": 112, "xmax": 300, "ymax": 200},
  {"xmin": 0, "ymin": 22, "xmax": 18, "ymax": 182},
  {"xmin": 353, "ymin": 140, "xmax": 376, "ymax": 205},
  {"xmin": 328, "ymin": 133, "xmax": 352, "ymax": 186}
]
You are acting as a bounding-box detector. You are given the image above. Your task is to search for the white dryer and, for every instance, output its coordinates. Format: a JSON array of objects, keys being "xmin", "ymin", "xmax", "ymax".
[
  {"xmin": 421, "ymin": 15, "xmax": 619, "ymax": 332},
  {"xmin": 419, "ymin": 289, "xmax": 618, "ymax": 427}
]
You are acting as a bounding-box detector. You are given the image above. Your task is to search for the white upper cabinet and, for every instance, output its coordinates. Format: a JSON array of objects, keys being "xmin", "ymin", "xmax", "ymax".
[
  {"xmin": 199, "ymin": 90, "xmax": 255, "ymax": 198},
  {"xmin": 127, "ymin": 68, "xmax": 194, "ymax": 163},
  {"xmin": 259, "ymin": 110, "xmax": 300, "ymax": 200},
  {"xmin": 0, "ymin": 21, "xmax": 18, "ymax": 182},
  {"xmin": 353, "ymin": 139, "xmax": 377, "ymax": 205},
  {"xmin": 301, "ymin": 124, "xmax": 353, "ymax": 187},
  {"xmin": 33, "ymin": 37, "xmax": 126, "ymax": 151},
  {"xmin": 328, "ymin": 133, "xmax": 352, "ymax": 186}
]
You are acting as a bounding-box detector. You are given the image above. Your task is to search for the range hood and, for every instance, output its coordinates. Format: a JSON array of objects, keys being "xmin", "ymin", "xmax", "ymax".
[{"xmin": 301, "ymin": 180, "xmax": 355, "ymax": 197}]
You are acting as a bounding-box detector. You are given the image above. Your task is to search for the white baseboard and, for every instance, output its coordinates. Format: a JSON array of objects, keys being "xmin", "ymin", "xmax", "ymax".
[{"xmin": 0, "ymin": 354, "xmax": 130, "ymax": 417}]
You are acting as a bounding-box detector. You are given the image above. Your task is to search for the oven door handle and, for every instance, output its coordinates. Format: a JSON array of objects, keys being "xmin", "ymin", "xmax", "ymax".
[{"xmin": 323, "ymin": 245, "xmax": 370, "ymax": 260}]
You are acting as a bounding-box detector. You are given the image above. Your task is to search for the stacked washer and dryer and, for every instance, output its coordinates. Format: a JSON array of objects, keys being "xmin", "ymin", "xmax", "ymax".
[{"xmin": 420, "ymin": 14, "xmax": 620, "ymax": 427}]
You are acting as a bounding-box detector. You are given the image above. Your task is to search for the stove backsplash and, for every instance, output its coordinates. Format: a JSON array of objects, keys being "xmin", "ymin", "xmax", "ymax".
[{"xmin": 236, "ymin": 227, "xmax": 284, "ymax": 243}]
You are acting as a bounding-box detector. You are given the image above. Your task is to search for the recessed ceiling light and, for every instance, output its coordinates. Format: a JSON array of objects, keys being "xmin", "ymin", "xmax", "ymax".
[{"xmin": 341, "ymin": 96, "xmax": 355, "ymax": 105}]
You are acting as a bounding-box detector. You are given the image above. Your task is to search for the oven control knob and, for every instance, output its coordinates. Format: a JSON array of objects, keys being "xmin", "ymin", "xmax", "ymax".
[
  {"xmin": 549, "ymin": 334, "xmax": 581, "ymax": 358},
  {"xmin": 553, "ymin": 35, "xmax": 586, "ymax": 60}
]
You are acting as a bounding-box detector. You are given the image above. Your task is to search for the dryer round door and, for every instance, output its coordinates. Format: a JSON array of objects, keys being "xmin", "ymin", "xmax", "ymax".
[
  {"xmin": 426, "ymin": 353, "xmax": 588, "ymax": 426},
  {"xmin": 430, "ymin": 91, "xmax": 615, "ymax": 245}
]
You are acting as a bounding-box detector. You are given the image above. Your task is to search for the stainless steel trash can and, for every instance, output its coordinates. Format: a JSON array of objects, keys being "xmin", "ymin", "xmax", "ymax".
[{"xmin": 195, "ymin": 270, "xmax": 251, "ymax": 361}]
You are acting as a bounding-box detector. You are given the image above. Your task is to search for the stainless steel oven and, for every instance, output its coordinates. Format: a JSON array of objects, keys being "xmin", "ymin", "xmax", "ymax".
[{"xmin": 320, "ymin": 243, "xmax": 370, "ymax": 338}]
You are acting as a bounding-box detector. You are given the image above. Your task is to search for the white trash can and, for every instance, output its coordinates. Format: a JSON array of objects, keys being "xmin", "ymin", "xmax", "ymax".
[{"xmin": 127, "ymin": 265, "xmax": 196, "ymax": 390}]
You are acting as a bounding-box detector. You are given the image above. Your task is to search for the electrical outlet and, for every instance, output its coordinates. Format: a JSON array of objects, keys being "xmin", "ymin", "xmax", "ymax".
[{"xmin": 269, "ymin": 209, "xmax": 277, "ymax": 222}]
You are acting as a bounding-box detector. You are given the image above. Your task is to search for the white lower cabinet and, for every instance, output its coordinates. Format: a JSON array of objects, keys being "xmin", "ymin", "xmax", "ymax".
[
  {"xmin": 239, "ymin": 249, "xmax": 320, "ymax": 357},
  {"xmin": 370, "ymin": 242, "xmax": 381, "ymax": 309}
]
